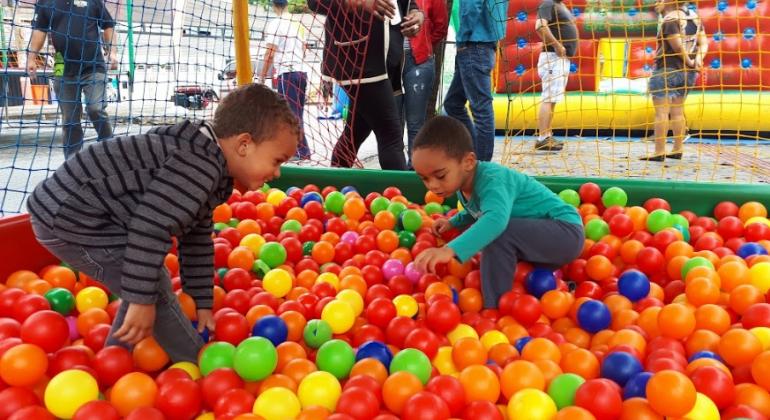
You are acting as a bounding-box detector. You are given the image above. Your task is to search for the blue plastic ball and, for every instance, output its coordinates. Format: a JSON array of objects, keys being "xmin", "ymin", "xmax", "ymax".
[
  {"xmin": 356, "ymin": 340, "xmax": 393, "ymax": 367},
  {"xmin": 517, "ymin": 37, "xmax": 527, "ymax": 48},
  {"xmin": 515, "ymin": 64, "xmax": 526, "ymax": 76},
  {"xmin": 516, "ymin": 11, "xmax": 528, "ymax": 21},
  {"xmin": 627, "ymin": 7, "xmax": 638, "ymax": 16},
  {"xmin": 714, "ymin": 31, "xmax": 724, "ymax": 41},
  {"xmin": 688, "ymin": 350, "xmax": 723, "ymax": 363},
  {"xmin": 747, "ymin": 0, "xmax": 757, "ymax": 10},
  {"xmin": 738, "ymin": 242, "xmax": 769, "ymax": 259},
  {"xmin": 451, "ymin": 287, "xmax": 459, "ymax": 305},
  {"xmin": 191, "ymin": 321, "xmax": 210, "ymax": 343},
  {"xmin": 718, "ymin": 0, "xmax": 728, "ymax": 11},
  {"xmin": 601, "ymin": 351, "xmax": 644, "ymax": 387},
  {"xmin": 341, "ymin": 186, "xmax": 358, "ymax": 194},
  {"xmin": 623, "ymin": 372, "xmax": 653, "ymax": 399},
  {"xmin": 525, "ymin": 268, "xmax": 557, "ymax": 299},
  {"xmin": 514, "ymin": 336, "xmax": 532, "ymax": 353},
  {"xmin": 617, "ymin": 270, "xmax": 650, "ymax": 302},
  {"xmin": 300, "ymin": 192, "xmax": 323, "ymax": 206},
  {"xmin": 569, "ymin": 62, "xmax": 578, "ymax": 73},
  {"xmin": 252, "ymin": 315, "xmax": 288, "ymax": 346},
  {"xmin": 744, "ymin": 27, "xmax": 756, "ymax": 40},
  {"xmin": 572, "ymin": 7, "xmax": 581, "ymax": 16},
  {"xmin": 742, "ymin": 58, "xmax": 753, "ymax": 69},
  {"xmin": 710, "ymin": 58, "xmax": 721, "ymax": 69},
  {"xmin": 577, "ymin": 300, "xmax": 612, "ymax": 333},
  {"xmin": 645, "ymin": 45, "xmax": 654, "ymax": 54}
]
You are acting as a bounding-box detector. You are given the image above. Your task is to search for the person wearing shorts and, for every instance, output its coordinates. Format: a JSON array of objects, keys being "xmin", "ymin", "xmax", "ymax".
[{"xmin": 535, "ymin": 0, "xmax": 578, "ymax": 151}]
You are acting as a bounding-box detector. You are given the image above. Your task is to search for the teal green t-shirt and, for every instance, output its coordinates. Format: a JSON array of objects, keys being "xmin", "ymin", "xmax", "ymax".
[{"xmin": 447, "ymin": 162, "xmax": 582, "ymax": 262}]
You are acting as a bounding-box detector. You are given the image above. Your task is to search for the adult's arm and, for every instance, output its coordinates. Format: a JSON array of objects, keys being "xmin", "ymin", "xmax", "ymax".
[
  {"xmin": 535, "ymin": 0, "xmax": 565, "ymax": 56},
  {"xmin": 429, "ymin": 0, "xmax": 449, "ymax": 45}
]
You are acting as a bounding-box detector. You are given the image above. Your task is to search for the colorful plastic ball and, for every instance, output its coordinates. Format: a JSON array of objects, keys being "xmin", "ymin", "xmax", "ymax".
[
  {"xmin": 507, "ymin": 389, "xmax": 557, "ymax": 420},
  {"xmin": 336, "ymin": 386, "xmax": 381, "ymax": 419},
  {"xmin": 617, "ymin": 270, "xmax": 650, "ymax": 302},
  {"xmin": 253, "ymin": 315, "xmax": 288, "ymax": 346},
  {"xmin": 321, "ymin": 300, "xmax": 355, "ymax": 334},
  {"xmin": 601, "ymin": 351, "xmax": 643, "ymax": 387},
  {"xmin": 382, "ymin": 371, "xmax": 424, "ymax": 415},
  {"xmin": 263, "ymin": 269, "xmax": 293, "ymax": 298},
  {"xmin": 548, "ymin": 373, "xmax": 585, "ymax": 409},
  {"xmin": 681, "ymin": 392, "xmax": 720, "ymax": 420},
  {"xmin": 259, "ymin": 243, "xmax": 287, "ymax": 268},
  {"xmin": 324, "ymin": 191, "xmax": 345, "ymax": 214},
  {"xmin": 401, "ymin": 210, "xmax": 423, "ymax": 232},
  {"xmin": 623, "ymin": 372, "xmax": 652, "ymax": 399},
  {"xmin": 447, "ymin": 323, "xmax": 479, "ymax": 345},
  {"xmin": 574, "ymin": 379, "xmax": 623, "ymax": 420},
  {"xmin": 480, "ymin": 330, "xmax": 510, "ymax": 351},
  {"xmin": 390, "ymin": 348, "xmax": 432, "ymax": 385},
  {"xmin": 585, "ymin": 219, "xmax": 610, "ymax": 241},
  {"xmin": 233, "ymin": 337, "xmax": 277, "ymax": 381},
  {"xmin": 200, "ymin": 342, "xmax": 236, "ymax": 376},
  {"xmin": 169, "ymin": 361, "xmax": 201, "ymax": 380},
  {"xmin": 297, "ymin": 371, "xmax": 342, "ymax": 411},
  {"xmin": 356, "ymin": 341, "xmax": 393, "ymax": 367},
  {"xmin": 317, "ymin": 339, "xmax": 356, "ymax": 380},
  {"xmin": 336, "ymin": 289, "xmax": 364, "ymax": 317},
  {"xmin": 110, "ymin": 372, "xmax": 159, "ymax": 417},
  {"xmin": 738, "ymin": 242, "xmax": 768, "ymax": 259},
  {"xmin": 44, "ymin": 369, "xmax": 100, "ymax": 419},
  {"xmin": 424, "ymin": 202, "xmax": 444, "ymax": 215},
  {"xmin": 647, "ymin": 209, "xmax": 673, "ymax": 233},
  {"xmin": 72, "ymin": 400, "xmax": 120, "ymax": 420},
  {"xmin": 525, "ymin": 269, "xmax": 557, "ymax": 299},
  {"xmin": 603, "ymin": 187, "xmax": 628, "ymax": 207},
  {"xmin": 403, "ymin": 262, "xmax": 422, "ymax": 284},
  {"xmin": 426, "ymin": 299, "xmax": 461, "ymax": 334},
  {"xmin": 20, "ymin": 310, "xmax": 69, "ymax": 353},
  {"xmin": 682, "ymin": 257, "xmax": 715, "ymax": 280},
  {"xmin": 433, "ymin": 346, "xmax": 459, "ymax": 375},
  {"xmin": 577, "ymin": 300, "xmax": 612, "ymax": 333},
  {"xmin": 44, "ymin": 288, "xmax": 76, "ymax": 315},
  {"xmin": 382, "ymin": 259, "xmax": 405, "ymax": 281},
  {"xmin": 426, "ymin": 375, "xmax": 467, "ymax": 416},
  {"xmin": 559, "ymin": 189, "xmax": 581, "ymax": 207},
  {"xmin": 401, "ymin": 391, "xmax": 451, "ymax": 420},
  {"xmin": 304, "ymin": 319, "xmax": 333, "ymax": 349},
  {"xmin": 0, "ymin": 343, "xmax": 48, "ymax": 387},
  {"xmin": 646, "ymin": 370, "xmax": 697, "ymax": 417},
  {"xmin": 253, "ymin": 387, "xmax": 301, "ymax": 420},
  {"xmin": 749, "ymin": 262, "xmax": 770, "ymax": 293},
  {"xmin": 691, "ymin": 366, "xmax": 735, "ymax": 410},
  {"xmin": 76, "ymin": 286, "xmax": 108, "ymax": 312},
  {"xmin": 514, "ymin": 337, "xmax": 533, "ymax": 353},
  {"xmin": 370, "ymin": 196, "xmax": 390, "ymax": 215},
  {"xmin": 393, "ymin": 294, "xmax": 418, "ymax": 318}
]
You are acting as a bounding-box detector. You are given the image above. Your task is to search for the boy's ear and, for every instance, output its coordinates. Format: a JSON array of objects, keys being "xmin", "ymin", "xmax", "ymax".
[
  {"xmin": 462, "ymin": 152, "xmax": 477, "ymax": 170},
  {"xmin": 236, "ymin": 133, "xmax": 253, "ymax": 155}
]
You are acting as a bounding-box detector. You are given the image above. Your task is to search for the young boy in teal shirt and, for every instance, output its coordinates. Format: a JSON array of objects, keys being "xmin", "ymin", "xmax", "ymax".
[{"xmin": 413, "ymin": 116, "xmax": 584, "ymax": 308}]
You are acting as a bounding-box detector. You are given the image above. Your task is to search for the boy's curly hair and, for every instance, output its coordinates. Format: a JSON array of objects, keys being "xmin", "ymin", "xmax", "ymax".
[
  {"xmin": 413, "ymin": 115, "xmax": 474, "ymax": 160},
  {"xmin": 213, "ymin": 83, "xmax": 299, "ymax": 143}
]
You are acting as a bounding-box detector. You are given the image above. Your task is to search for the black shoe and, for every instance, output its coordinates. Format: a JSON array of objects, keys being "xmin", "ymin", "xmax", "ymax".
[
  {"xmin": 639, "ymin": 154, "xmax": 666, "ymax": 162},
  {"xmin": 665, "ymin": 150, "xmax": 683, "ymax": 160},
  {"xmin": 534, "ymin": 137, "xmax": 564, "ymax": 151}
]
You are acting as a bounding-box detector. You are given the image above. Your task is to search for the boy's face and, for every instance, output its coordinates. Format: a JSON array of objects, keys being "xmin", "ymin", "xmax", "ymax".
[
  {"xmin": 413, "ymin": 147, "xmax": 476, "ymax": 198},
  {"xmin": 225, "ymin": 125, "xmax": 297, "ymax": 191}
]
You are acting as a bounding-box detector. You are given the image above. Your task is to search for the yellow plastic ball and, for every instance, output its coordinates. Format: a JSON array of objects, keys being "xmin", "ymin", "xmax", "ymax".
[
  {"xmin": 75, "ymin": 286, "xmax": 108, "ymax": 312},
  {"xmin": 240, "ymin": 233, "xmax": 266, "ymax": 256},
  {"xmin": 749, "ymin": 262, "xmax": 770, "ymax": 293},
  {"xmin": 393, "ymin": 294, "xmax": 418, "ymax": 318},
  {"xmin": 297, "ymin": 371, "xmax": 341, "ymax": 411},
  {"xmin": 267, "ymin": 190, "xmax": 287, "ymax": 206},
  {"xmin": 507, "ymin": 389, "xmax": 557, "ymax": 420},
  {"xmin": 432, "ymin": 346, "xmax": 458, "ymax": 375},
  {"xmin": 263, "ymin": 269, "xmax": 293, "ymax": 298},
  {"xmin": 316, "ymin": 272, "xmax": 340, "ymax": 291},
  {"xmin": 447, "ymin": 323, "xmax": 479, "ymax": 345},
  {"xmin": 745, "ymin": 216, "xmax": 770, "ymax": 227},
  {"xmin": 681, "ymin": 393, "xmax": 720, "ymax": 420},
  {"xmin": 253, "ymin": 387, "xmax": 301, "ymax": 420},
  {"xmin": 44, "ymin": 369, "xmax": 99, "ymax": 418},
  {"xmin": 321, "ymin": 299, "xmax": 355, "ymax": 334},
  {"xmin": 480, "ymin": 330, "xmax": 510, "ymax": 350},
  {"xmin": 170, "ymin": 361, "xmax": 201, "ymax": 380},
  {"xmin": 751, "ymin": 327, "xmax": 770, "ymax": 350},
  {"xmin": 336, "ymin": 289, "xmax": 364, "ymax": 316},
  {"xmin": 195, "ymin": 413, "xmax": 215, "ymax": 420}
]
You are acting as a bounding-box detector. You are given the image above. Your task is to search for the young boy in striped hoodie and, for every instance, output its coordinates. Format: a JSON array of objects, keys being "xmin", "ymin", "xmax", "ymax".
[{"xmin": 28, "ymin": 84, "xmax": 299, "ymax": 362}]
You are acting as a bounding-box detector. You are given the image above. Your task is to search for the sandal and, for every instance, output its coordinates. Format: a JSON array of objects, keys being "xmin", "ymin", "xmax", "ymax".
[
  {"xmin": 639, "ymin": 154, "xmax": 666, "ymax": 162},
  {"xmin": 665, "ymin": 150, "xmax": 683, "ymax": 159}
]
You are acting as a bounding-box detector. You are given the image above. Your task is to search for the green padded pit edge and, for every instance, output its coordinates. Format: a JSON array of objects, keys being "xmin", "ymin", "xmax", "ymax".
[{"xmin": 273, "ymin": 166, "xmax": 770, "ymax": 215}]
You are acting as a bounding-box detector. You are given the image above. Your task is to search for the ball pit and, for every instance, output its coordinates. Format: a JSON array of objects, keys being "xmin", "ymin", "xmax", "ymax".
[{"xmin": 2, "ymin": 182, "xmax": 770, "ymax": 419}]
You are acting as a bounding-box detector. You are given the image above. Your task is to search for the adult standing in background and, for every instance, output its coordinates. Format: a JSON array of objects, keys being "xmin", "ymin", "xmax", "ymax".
[
  {"xmin": 442, "ymin": 0, "xmax": 507, "ymax": 162},
  {"xmin": 27, "ymin": 0, "xmax": 117, "ymax": 159},
  {"xmin": 260, "ymin": 0, "xmax": 312, "ymax": 160},
  {"xmin": 309, "ymin": 0, "xmax": 423, "ymax": 170},
  {"xmin": 398, "ymin": 0, "xmax": 448, "ymax": 168},
  {"xmin": 534, "ymin": 0, "xmax": 578, "ymax": 151}
]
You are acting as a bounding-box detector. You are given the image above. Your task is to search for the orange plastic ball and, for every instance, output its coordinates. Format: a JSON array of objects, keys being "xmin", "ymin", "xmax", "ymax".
[
  {"xmin": 259, "ymin": 373, "xmax": 298, "ymax": 393},
  {"xmin": 228, "ymin": 246, "xmax": 256, "ymax": 270},
  {"xmin": 110, "ymin": 372, "xmax": 158, "ymax": 416},
  {"xmin": 560, "ymin": 348, "xmax": 599, "ymax": 380},
  {"xmin": 133, "ymin": 337, "xmax": 169, "ymax": 372},
  {"xmin": 521, "ymin": 337, "xmax": 562, "ymax": 364},
  {"xmin": 555, "ymin": 406, "xmax": 597, "ymax": 420},
  {"xmin": 43, "ymin": 266, "xmax": 77, "ymax": 291},
  {"xmin": 376, "ymin": 231, "xmax": 399, "ymax": 253},
  {"xmin": 350, "ymin": 358, "xmax": 389, "ymax": 384},
  {"xmin": 719, "ymin": 328, "xmax": 763, "ymax": 367},
  {"xmin": 297, "ymin": 406, "xmax": 332, "ymax": 420},
  {"xmin": 585, "ymin": 255, "xmax": 614, "ymax": 281},
  {"xmin": 488, "ymin": 343, "xmax": 519, "ymax": 366},
  {"xmin": 0, "ymin": 343, "xmax": 47, "ymax": 387},
  {"xmin": 76, "ymin": 308, "xmax": 111, "ymax": 336},
  {"xmin": 452, "ymin": 338, "xmax": 488, "ymax": 370},
  {"xmin": 646, "ymin": 370, "xmax": 696, "ymax": 417},
  {"xmin": 685, "ymin": 330, "xmax": 721, "ymax": 356},
  {"xmin": 500, "ymin": 360, "xmax": 545, "ymax": 399},
  {"xmin": 246, "ymin": 305, "xmax": 275, "ymax": 328},
  {"xmin": 459, "ymin": 365, "xmax": 500, "ymax": 403},
  {"xmin": 657, "ymin": 304, "xmax": 696, "ymax": 340},
  {"xmin": 730, "ymin": 284, "xmax": 766, "ymax": 315},
  {"xmin": 739, "ymin": 201, "xmax": 768, "ymax": 223},
  {"xmin": 458, "ymin": 288, "xmax": 483, "ymax": 313},
  {"xmin": 212, "ymin": 203, "xmax": 233, "ymax": 223},
  {"xmin": 694, "ymin": 304, "xmax": 730, "ymax": 334},
  {"xmin": 752, "ymin": 351, "xmax": 770, "ymax": 392},
  {"xmin": 685, "ymin": 277, "xmax": 720, "ymax": 306},
  {"xmin": 276, "ymin": 342, "xmax": 307, "ymax": 372},
  {"xmin": 541, "ymin": 291, "xmax": 573, "ymax": 320},
  {"xmin": 620, "ymin": 397, "xmax": 663, "ymax": 420},
  {"xmin": 311, "ymin": 241, "xmax": 335, "ymax": 264},
  {"xmin": 373, "ymin": 211, "xmax": 396, "ymax": 231},
  {"xmin": 236, "ymin": 219, "xmax": 262, "ymax": 236},
  {"xmin": 382, "ymin": 371, "xmax": 423, "ymax": 415},
  {"xmin": 735, "ymin": 383, "xmax": 770, "ymax": 418},
  {"xmin": 620, "ymin": 240, "xmax": 645, "ymax": 264},
  {"xmin": 280, "ymin": 311, "xmax": 307, "ymax": 343},
  {"xmin": 281, "ymin": 359, "xmax": 317, "ymax": 385},
  {"xmin": 534, "ymin": 359, "xmax": 563, "ymax": 387}
]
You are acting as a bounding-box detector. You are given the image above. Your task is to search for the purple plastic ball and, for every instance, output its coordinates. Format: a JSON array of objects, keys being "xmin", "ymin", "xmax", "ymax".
[
  {"xmin": 340, "ymin": 231, "xmax": 359, "ymax": 245},
  {"xmin": 382, "ymin": 258, "xmax": 405, "ymax": 281},
  {"xmin": 66, "ymin": 315, "xmax": 79, "ymax": 340},
  {"xmin": 404, "ymin": 262, "xmax": 422, "ymax": 284}
]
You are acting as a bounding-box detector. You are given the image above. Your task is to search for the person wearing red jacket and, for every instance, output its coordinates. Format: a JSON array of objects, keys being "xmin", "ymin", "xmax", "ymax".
[{"xmin": 399, "ymin": 0, "xmax": 448, "ymax": 167}]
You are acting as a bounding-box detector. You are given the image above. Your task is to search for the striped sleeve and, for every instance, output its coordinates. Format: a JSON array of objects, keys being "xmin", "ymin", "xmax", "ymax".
[
  {"xmin": 178, "ymin": 213, "xmax": 215, "ymax": 309},
  {"xmin": 120, "ymin": 151, "xmax": 220, "ymax": 304}
]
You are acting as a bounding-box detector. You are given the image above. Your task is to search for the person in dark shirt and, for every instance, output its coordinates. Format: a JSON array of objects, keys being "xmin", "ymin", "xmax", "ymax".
[
  {"xmin": 28, "ymin": 84, "xmax": 299, "ymax": 362},
  {"xmin": 534, "ymin": 0, "xmax": 578, "ymax": 152},
  {"xmin": 27, "ymin": 0, "xmax": 118, "ymax": 158},
  {"xmin": 641, "ymin": 0, "xmax": 705, "ymax": 161}
]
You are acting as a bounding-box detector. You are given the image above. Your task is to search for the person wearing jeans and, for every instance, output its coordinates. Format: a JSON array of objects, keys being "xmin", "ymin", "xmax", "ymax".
[
  {"xmin": 443, "ymin": 0, "xmax": 507, "ymax": 162},
  {"xmin": 261, "ymin": 0, "xmax": 311, "ymax": 159},
  {"xmin": 27, "ymin": 0, "xmax": 117, "ymax": 159},
  {"xmin": 398, "ymin": 0, "xmax": 448, "ymax": 167}
]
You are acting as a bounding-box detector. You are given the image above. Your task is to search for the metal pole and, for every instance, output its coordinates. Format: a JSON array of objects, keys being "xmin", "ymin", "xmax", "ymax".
[
  {"xmin": 126, "ymin": 0, "xmax": 135, "ymax": 86},
  {"xmin": 233, "ymin": 0, "xmax": 252, "ymax": 86}
]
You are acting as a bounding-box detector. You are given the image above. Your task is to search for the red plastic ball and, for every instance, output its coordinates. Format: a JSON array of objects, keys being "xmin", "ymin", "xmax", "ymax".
[
  {"xmin": 717, "ymin": 216, "xmax": 745, "ymax": 239},
  {"xmin": 366, "ymin": 298, "xmax": 397, "ymax": 329},
  {"xmin": 0, "ymin": 387, "xmax": 39, "ymax": 419},
  {"xmin": 714, "ymin": 201, "xmax": 740, "ymax": 220},
  {"xmin": 12, "ymin": 294, "xmax": 51, "ymax": 323},
  {"xmin": 0, "ymin": 318, "xmax": 20, "ymax": 340},
  {"xmin": 20, "ymin": 310, "xmax": 70, "ymax": 353},
  {"xmin": 94, "ymin": 346, "xmax": 135, "ymax": 387},
  {"xmin": 579, "ymin": 183, "xmax": 602, "ymax": 204},
  {"xmin": 214, "ymin": 388, "xmax": 255, "ymax": 418},
  {"xmin": 690, "ymin": 366, "xmax": 735, "ymax": 410},
  {"xmin": 511, "ymin": 295, "xmax": 541, "ymax": 327},
  {"xmin": 385, "ymin": 316, "xmax": 417, "ymax": 348},
  {"xmin": 426, "ymin": 300, "xmax": 461, "ymax": 335},
  {"xmin": 201, "ymin": 368, "xmax": 244, "ymax": 410},
  {"xmin": 743, "ymin": 303, "xmax": 770, "ymax": 328},
  {"xmin": 402, "ymin": 391, "xmax": 451, "ymax": 420},
  {"xmin": 426, "ymin": 375, "xmax": 466, "ymax": 416},
  {"xmin": 49, "ymin": 346, "xmax": 93, "ymax": 377},
  {"xmin": 215, "ymin": 312, "xmax": 249, "ymax": 345},
  {"xmin": 574, "ymin": 379, "xmax": 622, "ymax": 420},
  {"xmin": 461, "ymin": 400, "xmax": 504, "ymax": 420},
  {"xmin": 156, "ymin": 378, "xmax": 202, "ymax": 420},
  {"xmin": 636, "ymin": 247, "xmax": 665, "ymax": 275},
  {"xmin": 84, "ymin": 324, "xmax": 111, "ymax": 352},
  {"xmin": 644, "ymin": 198, "xmax": 671, "ymax": 213},
  {"xmin": 8, "ymin": 406, "xmax": 54, "ymax": 420},
  {"xmin": 124, "ymin": 407, "xmax": 165, "ymax": 420},
  {"xmin": 404, "ymin": 328, "xmax": 440, "ymax": 360},
  {"xmin": 336, "ymin": 387, "xmax": 381, "ymax": 420},
  {"xmin": 155, "ymin": 368, "xmax": 192, "ymax": 390},
  {"xmin": 72, "ymin": 400, "xmax": 121, "ymax": 420}
]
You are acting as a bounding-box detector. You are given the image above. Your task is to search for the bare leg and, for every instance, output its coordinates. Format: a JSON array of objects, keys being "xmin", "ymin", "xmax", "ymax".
[
  {"xmin": 652, "ymin": 97, "xmax": 670, "ymax": 155},
  {"xmin": 669, "ymin": 96, "xmax": 687, "ymax": 152},
  {"xmin": 538, "ymin": 101, "xmax": 555, "ymax": 139}
]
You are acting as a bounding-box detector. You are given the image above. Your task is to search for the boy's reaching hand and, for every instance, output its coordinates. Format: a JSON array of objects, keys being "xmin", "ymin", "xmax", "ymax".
[
  {"xmin": 431, "ymin": 218, "xmax": 452, "ymax": 237},
  {"xmin": 415, "ymin": 247, "xmax": 455, "ymax": 273},
  {"xmin": 197, "ymin": 309, "xmax": 216, "ymax": 333},
  {"xmin": 113, "ymin": 303, "xmax": 156, "ymax": 345}
]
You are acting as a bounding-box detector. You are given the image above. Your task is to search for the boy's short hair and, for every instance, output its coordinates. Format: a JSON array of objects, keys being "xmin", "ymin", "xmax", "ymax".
[
  {"xmin": 413, "ymin": 116, "xmax": 474, "ymax": 160},
  {"xmin": 213, "ymin": 83, "xmax": 299, "ymax": 143}
]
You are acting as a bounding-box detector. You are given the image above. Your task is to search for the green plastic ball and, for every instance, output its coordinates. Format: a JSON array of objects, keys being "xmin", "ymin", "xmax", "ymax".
[
  {"xmin": 442, "ymin": 205, "xmax": 452, "ymax": 213},
  {"xmin": 227, "ymin": 218, "xmax": 239, "ymax": 228},
  {"xmin": 673, "ymin": 224, "xmax": 691, "ymax": 242},
  {"xmin": 389, "ymin": 348, "xmax": 432, "ymax": 385},
  {"xmin": 233, "ymin": 337, "xmax": 278, "ymax": 381},
  {"xmin": 671, "ymin": 214, "xmax": 690, "ymax": 229},
  {"xmin": 387, "ymin": 202, "xmax": 407, "ymax": 218},
  {"xmin": 217, "ymin": 268, "xmax": 229, "ymax": 281},
  {"xmin": 44, "ymin": 288, "xmax": 75, "ymax": 315},
  {"xmin": 304, "ymin": 319, "xmax": 333, "ymax": 349},
  {"xmin": 316, "ymin": 339, "xmax": 355, "ymax": 380},
  {"xmin": 200, "ymin": 342, "xmax": 236, "ymax": 376},
  {"xmin": 252, "ymin": 259, "xmax": 271, "ymax": 277},
  {"xmin": 260, "ymin": 183, "xmax": 271, "ymax": 192},
  {"xmin": 324, "ymin": 191, "xmax": 346, "ymax": 215},
  {"xmin": 547, "ymin": 373, "xmax": 585, "ymax": 409},
  {"xmin": 370, "ymin": 197, "xmax": 391, "ymax": 215},
  {"xmin": 558, "ymin": 189, "xmax": 581, "ymax": 208},
  {"xmin": 260, "ymin": 242, "xmax": 287, "ymax": 268},
  {"xmin": 214, "ymin": 222, "xmax": 229, "ymax": 232},
  {"xmin": 302, "ymin": 241, "xmax": 315, "ymax": 256},
  {"xmin": 602, "ymin": 187, "xmax": 628, "ymax": 208},
  {"xmin": 398, "ymin": 231, "xmax": 417, "ymax": 248},
  {"xmin": 585, "ymin": 218, "xmax": 610, "ymax": 241},
  {"xmin": 424, "ymin": 202, "xmax": 444, "ymax": 215},
  {"xmin": 681, "ymin": 256, "xmax": 715, "ymax": 279},
  {"xmin": 401, "ymin": 210, "xmax": 423, "ymax": 232},
  {"xmin": 281, "ymin": 219, "xmax": 302, "ymax": 233},
  {"xmin": 647, "ymin": 209, "xmax": 673, "ymax": 233}
]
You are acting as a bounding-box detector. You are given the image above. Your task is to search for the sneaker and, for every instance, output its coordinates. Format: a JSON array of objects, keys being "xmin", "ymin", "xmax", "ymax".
[{"xmin": 534, "ymin": 137, "xmax": 564, "ymax": 151}]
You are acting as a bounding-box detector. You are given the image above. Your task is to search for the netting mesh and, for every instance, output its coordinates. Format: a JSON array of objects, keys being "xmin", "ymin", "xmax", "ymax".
[{"xmin": 0, "ymin": 0, "xmax": 769, "ymax": 215}]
